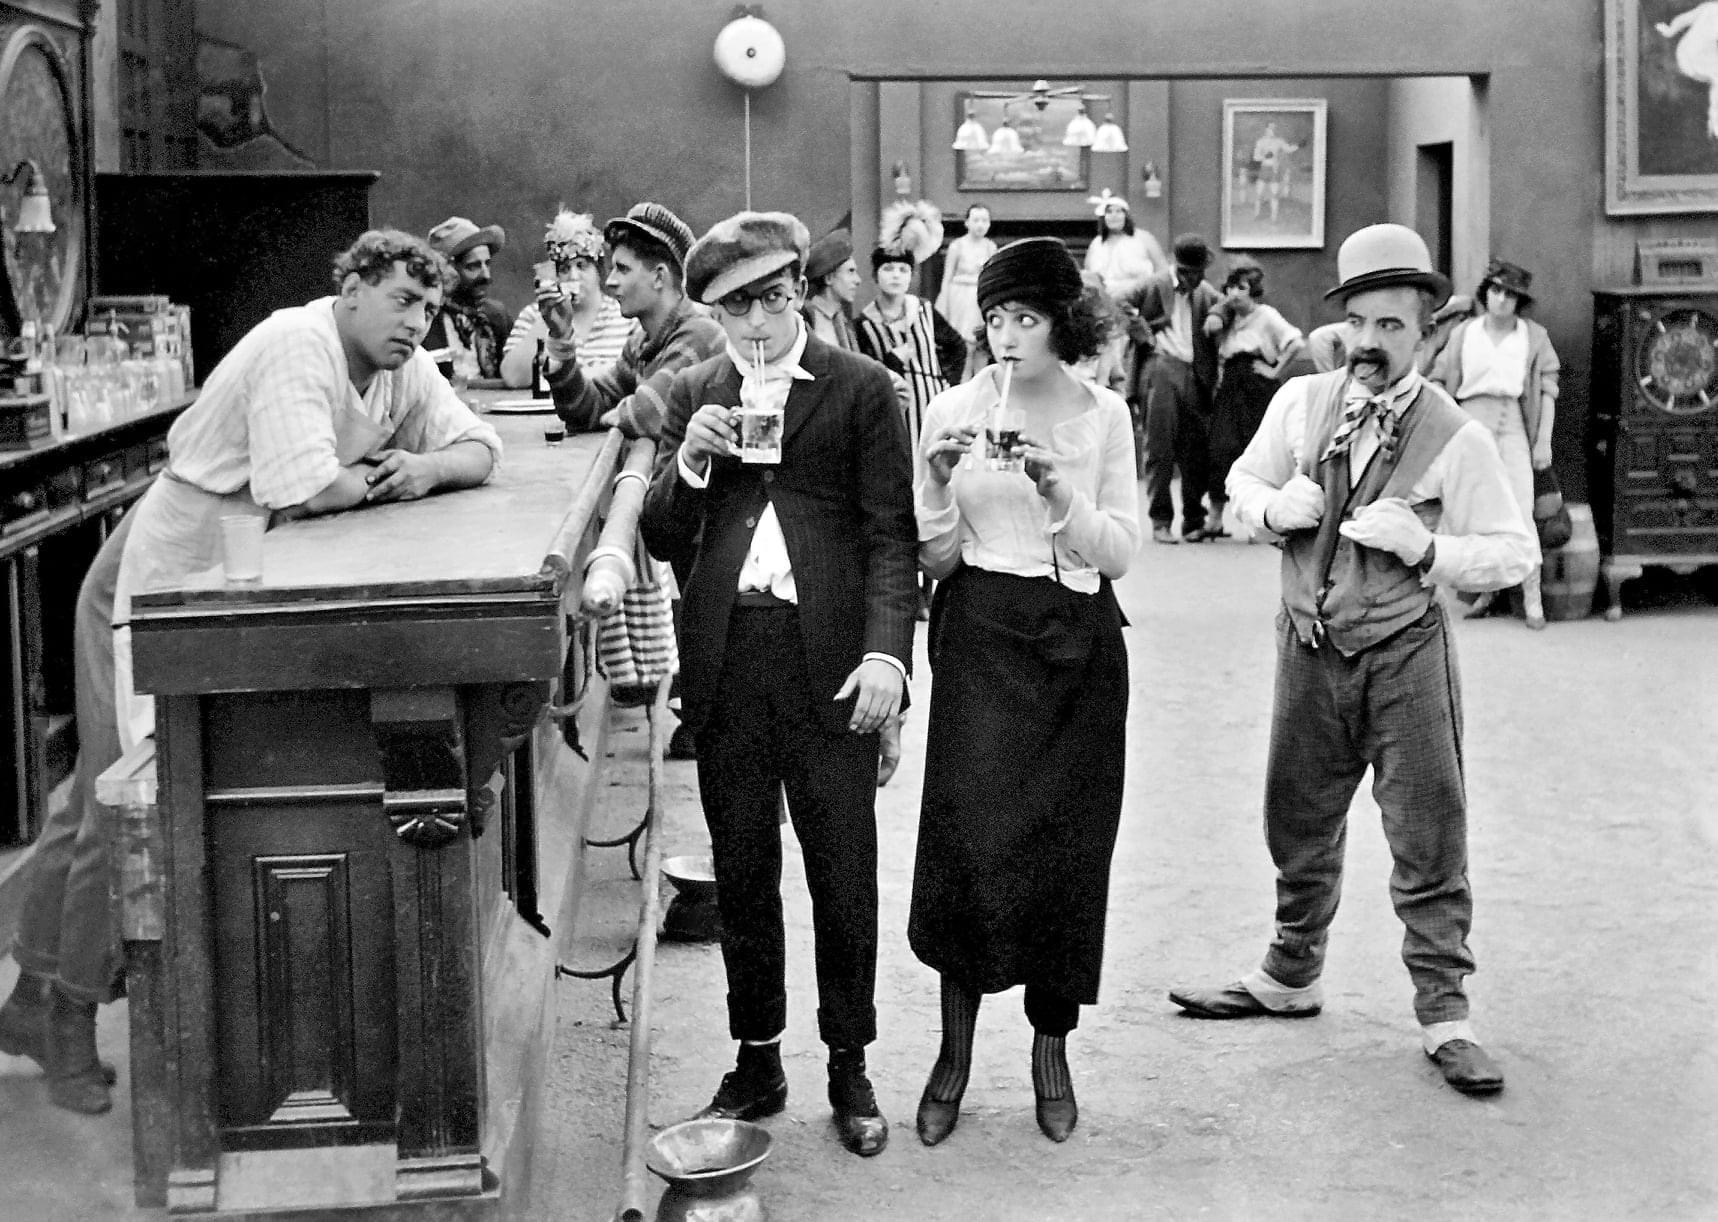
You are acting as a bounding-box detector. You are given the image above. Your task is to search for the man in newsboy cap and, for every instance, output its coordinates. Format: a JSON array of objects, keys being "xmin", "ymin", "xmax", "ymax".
[
  {"xmin": 1171, "ymin": 223, "xmax": 1536, "ymax": 1098},
  {"xmin": 640, "ymin": 211, "xmax": 917, "ymax": 1157}
]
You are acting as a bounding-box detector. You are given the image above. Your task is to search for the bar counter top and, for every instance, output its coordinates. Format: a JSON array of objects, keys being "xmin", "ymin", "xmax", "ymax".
[{"xmin": 132, "ymin": 395, "xmax": 613, "ymax": 610}]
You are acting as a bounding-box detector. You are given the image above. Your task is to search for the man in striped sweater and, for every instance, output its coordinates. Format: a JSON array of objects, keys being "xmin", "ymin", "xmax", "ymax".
[{"xmin": 545, "ymin": 201, "xmax": 724, "ymax": 439}]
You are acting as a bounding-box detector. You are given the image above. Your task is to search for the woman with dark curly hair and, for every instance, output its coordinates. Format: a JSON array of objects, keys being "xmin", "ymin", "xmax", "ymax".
[
  {"xmin": 1206, "ymin": 262, "xmax": 1304, "ymax": 530},
  {"xmin": 909, "ymin": 237, "xmax": 1139, "ymax": 1147}
]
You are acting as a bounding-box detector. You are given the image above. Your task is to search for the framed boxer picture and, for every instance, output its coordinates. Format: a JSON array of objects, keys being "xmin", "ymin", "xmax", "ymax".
[
  {"xmin": 1221, "ymin": 98, "xmax": 1326, "ymax": 250},
  {"xmin": 1605, "ymin": 0, "xmax": 1718, "ymax": 214}
]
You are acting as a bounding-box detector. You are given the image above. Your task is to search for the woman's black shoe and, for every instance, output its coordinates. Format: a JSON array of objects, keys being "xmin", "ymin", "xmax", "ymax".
[
  {"xmin": 915, "ymin": 1086, "xmax": 960, "ymax": 1146},
  {"xmin": 1035, "ymin": 1086, "xmax": 1077, "ymax": 1142}
]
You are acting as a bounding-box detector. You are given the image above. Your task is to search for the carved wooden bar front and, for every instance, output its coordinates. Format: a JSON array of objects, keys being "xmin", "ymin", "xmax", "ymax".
[{"xmin": 126, "ymin": 414, "xmax": 620, "ymax": 1216}]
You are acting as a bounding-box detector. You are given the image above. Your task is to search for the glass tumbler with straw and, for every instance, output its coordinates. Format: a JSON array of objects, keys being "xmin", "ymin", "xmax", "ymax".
[{"xmin": 984, "ymin": 359, "xmax": 1024, "ymax": 472}]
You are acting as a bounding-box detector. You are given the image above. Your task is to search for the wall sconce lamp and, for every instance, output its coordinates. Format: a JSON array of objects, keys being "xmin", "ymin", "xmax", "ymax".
[
  {"xmin": 953, "ymin": 82, "xmax": 1127, "ymax": 154},
  {"xmin": 1141, "ymin": 160, "xmax": 1164, "ymax": 198},
  {"xmin": 2, "ymin": 160, "xmax": 55, "ymax": 234}
]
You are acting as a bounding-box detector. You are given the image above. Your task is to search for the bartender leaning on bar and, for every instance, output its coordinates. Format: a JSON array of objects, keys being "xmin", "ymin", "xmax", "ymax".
[{"xmin": 0, "ymin": 228, "xmax": 502, "ymax": 1117}]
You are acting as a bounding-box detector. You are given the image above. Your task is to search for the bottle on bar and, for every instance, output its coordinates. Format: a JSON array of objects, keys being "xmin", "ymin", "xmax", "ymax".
[{"xmin": 531, "ymin": 338, "xmax": 548, "ymax": 399}]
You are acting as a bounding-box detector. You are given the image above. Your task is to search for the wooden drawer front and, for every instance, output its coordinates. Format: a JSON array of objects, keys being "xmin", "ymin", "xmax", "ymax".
[
  {"xmin": 83, "ymin": 451, "xmax": 128, "ymax": 500},
  {"xmin": 1, "ymin": 481, "xmax": 52, "ymax": 534}
]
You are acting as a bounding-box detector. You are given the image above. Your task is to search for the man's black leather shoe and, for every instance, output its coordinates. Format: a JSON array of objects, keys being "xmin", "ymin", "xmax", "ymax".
[
  {"xmin": 693, "ymin": 1068, "xmax": 788, "ymax": 1122},
  {"xmin": 828, "ymin": 1050, "xmax": 889, "ymax": 1157},
  {"xmin": 1426, "ymin": 1039, "xmax": 1504, "ymax": 1096}
]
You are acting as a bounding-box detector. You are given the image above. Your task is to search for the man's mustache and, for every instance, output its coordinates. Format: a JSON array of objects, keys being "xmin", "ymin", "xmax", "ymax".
[{"xmin": 1347, "ymin": 348, "xmax": 1389, "ymax": 368}]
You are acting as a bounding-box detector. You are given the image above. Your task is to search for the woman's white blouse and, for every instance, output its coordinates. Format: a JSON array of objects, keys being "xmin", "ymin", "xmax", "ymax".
[{"xmin": 915, "ymin": 368, "xmax": 1141, "ymax": 592}]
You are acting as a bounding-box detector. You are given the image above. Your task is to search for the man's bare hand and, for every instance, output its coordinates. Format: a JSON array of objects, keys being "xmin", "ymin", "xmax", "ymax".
[
  {"xmin": 680, "ymin": 404, "xmax": 739, "ymax": 470},
  {"xmin": 364, "ymin": 449, "xmax": 441, "ymax": 502},
  {"xmin": 834, "ymin": 657, "xmax": 904, "ymax": 734}
]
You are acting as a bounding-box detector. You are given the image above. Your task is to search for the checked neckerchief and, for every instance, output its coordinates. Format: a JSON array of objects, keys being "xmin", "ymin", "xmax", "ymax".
[{"xmin": 1320, "ymin": 371, "xmax": 1422, "ymax": 466}]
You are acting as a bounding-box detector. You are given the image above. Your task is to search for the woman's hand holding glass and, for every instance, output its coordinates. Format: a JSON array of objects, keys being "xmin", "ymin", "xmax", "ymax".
[
  {"xmin": 1017, "ymin": 433, "xmax": 1074, "ymax": 516},
  {"xmin": 924, "ymin": 422, "xmax": 980, "ymax": 485}
]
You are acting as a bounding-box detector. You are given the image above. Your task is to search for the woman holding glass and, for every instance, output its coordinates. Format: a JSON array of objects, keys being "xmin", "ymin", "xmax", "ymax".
[
  {"xmin": 499, "ymin": 209, "xmax": 632, "ymax": 389},
  {"xmin": 909, "ymin": 238, "xmax": 1140, "ymax": 1145}
]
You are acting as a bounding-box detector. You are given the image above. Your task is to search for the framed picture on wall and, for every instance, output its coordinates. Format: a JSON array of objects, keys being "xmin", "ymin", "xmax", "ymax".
[
  {"xmin": 1606, "ymin": 0, "xmax": 1718, "ymax": 214},
  {"xmin": 955, "ymin": 93, "xmax": 1090, "ymax": 192},
  {"xmin": 1221, "ymin": 98, "xmax": 1327, "ymax": 249}
]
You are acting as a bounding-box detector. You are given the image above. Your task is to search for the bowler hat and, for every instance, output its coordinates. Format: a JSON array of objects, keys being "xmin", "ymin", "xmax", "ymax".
[
  {"xmin": 427, "ymin": 216, "xmax": 506, "ymax": 261},
  {"xmin": 1325, "ymin": 223, "xmax": 1451, "ymax": 304},
  {"xmin": 685, "ymin": 211, "xmax": 810, "ymax": 305},
  {"xmin": 604, "ymin": 202, "xmax": 696, "ymax": 275},
  {"xmin": 1480, "ymin": 257, "xmax": 1534, "ymax": 305},
  {"xmin": 805, "ymin": 228, "xmax": 854, "ymax": 282}
]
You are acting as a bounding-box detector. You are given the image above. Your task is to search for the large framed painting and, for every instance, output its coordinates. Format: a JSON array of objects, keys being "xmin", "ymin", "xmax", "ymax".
[
  {"xmin": 1221, "ymin": 98, "xmax": 1326, "ymax": 250},
  {"xmin": 1606, "ymin": 0, "xmax": 1718, "ymax": 214},
  {"xmin": 956, "ymin": 93, "xmax": 1090, "ymax": 192}
]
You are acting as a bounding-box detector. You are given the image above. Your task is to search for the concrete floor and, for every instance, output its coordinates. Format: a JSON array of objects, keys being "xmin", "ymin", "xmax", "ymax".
[
  {"xmin": 537, "ymin": 526, "xmax": 1718, "ymax": 1222},
  {"xmin": 3, "ymin": 520, "xmax": 1715, "ymax": 1220}
]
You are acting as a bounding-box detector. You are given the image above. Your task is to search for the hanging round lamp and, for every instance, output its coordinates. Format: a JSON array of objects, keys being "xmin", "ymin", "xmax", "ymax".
[
  {"xmin": 713, "ymin": 8, "xmax": 785, "ymax": 209},
  {"xmin": 713, "ymin": 9, "xmax": 785, "ymax": 90}
]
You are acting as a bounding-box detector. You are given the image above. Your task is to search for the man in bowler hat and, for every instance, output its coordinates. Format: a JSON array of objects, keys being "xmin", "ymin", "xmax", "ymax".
[
  {"xmin": 640, "ymin": 211, "xmax": 917, "ymax": 1155},
  {"xmin": 1171, "ymin": 223, "xmax": 1536, "ymax": 1097}
]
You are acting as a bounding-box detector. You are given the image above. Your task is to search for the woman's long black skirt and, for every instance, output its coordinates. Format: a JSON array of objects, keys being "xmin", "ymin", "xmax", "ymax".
[{"xmin": 908, "ymin": 565, "xmax": 1129, "ymax": 1003}]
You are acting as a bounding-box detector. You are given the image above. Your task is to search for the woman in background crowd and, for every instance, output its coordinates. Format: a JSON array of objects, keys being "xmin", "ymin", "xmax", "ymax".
[
  {"xmin": 1205, "ymin": 262, "xmax": 1304, "ymax": 534},
  {"xmin": 936, "ymin": 204, "xmax": 998, "ymax": 371},
  {"xmin": 1430, "ymin": 259, "xmax": 1559, "ymax": 628},
  {"xmin": 909, "ymin": 238, "xmax": 1138, "ymax": 1147},
  {"xmin": 500, "ymin": 209, "xmax": 632, "ymax": 389},
  {"xmin": 856, "ymin": 202, "xmax": 967, "ymax": 447},
  {"xmin": 1082, "ymin": 192, "xmax": 1166, "ymax": 300}
]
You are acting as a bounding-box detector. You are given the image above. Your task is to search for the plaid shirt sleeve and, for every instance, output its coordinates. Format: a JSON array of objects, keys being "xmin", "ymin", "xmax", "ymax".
[{"xmin": 616, "ymin": 314, "xmax": 727, "ymax": 440}]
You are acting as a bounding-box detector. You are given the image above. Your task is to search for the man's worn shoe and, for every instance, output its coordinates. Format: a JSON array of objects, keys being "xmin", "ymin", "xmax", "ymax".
[
  {"xmin": 694, "ymin": 1068, "xmax": 788, "ymax": 1122},
  {"xmin": 0, "ymin": 995, "xmax": 118, "ymax": 1086},
  {"xmin": 1035, "ymin": 1086, "xmax": 1078, "ymax": 1143},
  {"xmin": 1167, "ymin": 981, "xmax": 1323, "ymax": 1020},
  {"xmin": 1426, "ymin": 1039, "xmax": 1504, "ymax": 1096},
  {"xmin": 44, "ymin": 989, "xmax": 112, "ymax": 1115},
  {"xmin": 828, "ymin": 1050, "xmax": 889, "ymax": 1157},
  {"xmin": 915, "ymin": 1087, "xmax": 960, "ymax": 1147}
]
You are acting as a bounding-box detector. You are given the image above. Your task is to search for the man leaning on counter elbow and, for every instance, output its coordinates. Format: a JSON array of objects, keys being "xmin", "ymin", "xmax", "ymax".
[{"xmin": 0, "ymin": 228, "xmax": 501, "ymax": 1117}]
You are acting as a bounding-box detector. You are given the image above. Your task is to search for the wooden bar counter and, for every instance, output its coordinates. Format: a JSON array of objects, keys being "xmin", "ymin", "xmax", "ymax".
[{"xmin": 123, "ymin": 404, "xmax": 625, "ymax": 1217}]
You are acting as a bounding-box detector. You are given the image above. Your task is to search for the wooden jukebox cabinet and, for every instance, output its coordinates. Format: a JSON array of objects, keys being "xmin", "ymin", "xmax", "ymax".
[{"xmin": 1589, "ymin": 282, "xmax": 1718, "ymax": 617}]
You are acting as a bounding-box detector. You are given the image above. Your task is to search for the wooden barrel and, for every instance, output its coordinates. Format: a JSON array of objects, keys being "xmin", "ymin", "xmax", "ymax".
[{"xmin": 1542, "ymin": 502, "xmax": 1599, "ymax": 621}]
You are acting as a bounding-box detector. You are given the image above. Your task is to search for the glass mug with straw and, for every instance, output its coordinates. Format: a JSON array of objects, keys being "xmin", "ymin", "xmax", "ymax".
[
  {"xmin": 964, "ymin": 358, "xmax": 1024, "ymax": 472},
  {"xmin": 735, "ymin": 340, "xmax": 783, "ymax": 464}
]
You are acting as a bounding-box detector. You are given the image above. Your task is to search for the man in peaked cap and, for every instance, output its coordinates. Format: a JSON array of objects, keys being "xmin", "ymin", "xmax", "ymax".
[
  {"xmin": 425, "ymin": 215, "xmax": 514, "ymax": 380},
  {"xmin": 544, "ymin": 201, "xmax": 724, "ymax": 440},
  {"xmin": 640, "ymin": 210, "xmax": 917, "ymax": 1157},
  {"xmin": 1170, "ymin": 223, "xmax": 1536, "ymax": 1098},
  {"xmin": 799, "ymin": 227, "xmax": 862, "ymax": 351}
]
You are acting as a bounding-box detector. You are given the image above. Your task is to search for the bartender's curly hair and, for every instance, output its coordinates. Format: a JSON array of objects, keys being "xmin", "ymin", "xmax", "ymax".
[{"xmin": 331, "ymin": 229, "xmax": 453, "ymax": 293}]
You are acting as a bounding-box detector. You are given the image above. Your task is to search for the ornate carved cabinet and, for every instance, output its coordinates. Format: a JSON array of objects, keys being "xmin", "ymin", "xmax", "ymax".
[
  {"xmin": 1588, "ymin": 288, "xmax": 1718, "ymax": 614},
  {"xmin": 125, "ymin": 416, "xmax": 620, "ymax": 1214}
]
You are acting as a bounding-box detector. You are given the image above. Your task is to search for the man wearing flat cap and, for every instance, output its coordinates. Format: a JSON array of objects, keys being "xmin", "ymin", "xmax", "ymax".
[
  {"xmin": 800, "ymin": 227, "xmax": 862, "ymax": 351},
  {"xmin": 1171, "ymin": 223, "xmax": 1536, "ymax": 1099},
  {"xmin": 641, "ymin": 210, "xmax": 917, "ymax": 1157},
  {"xmin": 544, "ymin": 201, "xmax": 724, "ymax": 439},
  {"xmin": 426, "ymin": 216, "xmax": 514, "ymax": 380}
]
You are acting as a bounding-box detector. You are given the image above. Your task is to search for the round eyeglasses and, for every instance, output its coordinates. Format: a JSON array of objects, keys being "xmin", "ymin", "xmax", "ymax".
[{"xmin": 716, "ymin": 284, "xmax": 796, "ymax": 317}]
